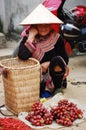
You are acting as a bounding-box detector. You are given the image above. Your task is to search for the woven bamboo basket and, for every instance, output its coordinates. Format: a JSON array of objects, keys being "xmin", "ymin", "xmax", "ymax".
[{"xmin": 0, "ymin": 57, "xmax": 41, "ymax": 115}]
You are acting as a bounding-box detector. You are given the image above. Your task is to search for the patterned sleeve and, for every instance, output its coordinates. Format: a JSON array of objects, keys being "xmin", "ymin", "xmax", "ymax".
[{"xmin": 18, "ymin": 36, "xmax": 32, "ymax": 60}]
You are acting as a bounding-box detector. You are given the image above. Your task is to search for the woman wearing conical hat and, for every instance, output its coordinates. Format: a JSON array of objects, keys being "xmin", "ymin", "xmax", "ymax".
[{"xmin": 18, "ymin": 4, "xmax": 69, "ymax": 98}]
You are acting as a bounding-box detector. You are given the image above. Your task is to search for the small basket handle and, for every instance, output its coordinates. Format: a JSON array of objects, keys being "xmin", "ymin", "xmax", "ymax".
[
  {"xmin": 0, "ymin": 65, "xmax": 8, "ymax": 78},
  {"xmin": 3, "ymin": 69, "xmax": 8, "ymax": 78}
]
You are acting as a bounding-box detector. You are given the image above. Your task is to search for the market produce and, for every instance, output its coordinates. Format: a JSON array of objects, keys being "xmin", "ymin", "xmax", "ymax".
[
  {"xmin": 25, "ymin": 99, "xmax": 83, "ymax": 127},
  {"xmin": 0, "ymin": 117, "xmax": 32, "ymax": 130},
  {"xmin": 25, "ymin": 101, "xmax": 53, "ymax": 126},
  {"xmin": 50, "ymin": 99, "xmax": 83, "ymax": 126}
]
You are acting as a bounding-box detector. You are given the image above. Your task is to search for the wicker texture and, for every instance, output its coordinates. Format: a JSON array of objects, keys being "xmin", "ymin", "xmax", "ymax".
[{"xmin": 0, "ymin": 57, "xmax": 41, "ymax": 115}]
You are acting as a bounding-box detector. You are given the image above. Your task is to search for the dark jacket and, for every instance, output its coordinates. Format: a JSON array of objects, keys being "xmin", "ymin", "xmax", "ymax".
[{"xmin": 18, "ymin": 35, "xmax": 69, "ymax": 64}]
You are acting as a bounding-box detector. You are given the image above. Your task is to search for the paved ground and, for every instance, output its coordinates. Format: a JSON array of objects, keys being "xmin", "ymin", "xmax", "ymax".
[
  {"xmin": 0, "ymin": 48, "xmax": 86, "ymax": 130},
  {"xmin": 0, "ymin": 39, "xmax": 17, "ymax": 60}
]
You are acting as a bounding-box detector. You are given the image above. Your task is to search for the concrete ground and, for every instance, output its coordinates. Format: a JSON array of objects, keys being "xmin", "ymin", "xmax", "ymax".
[
  {"xmin": 0, "ymin": 44, "xmax": 86, "ymax": 129},
  {"xmin": 0, "ymin": 0, "xmax": 86, "ymax": 128},
  {"xmin": 0, "ymin": 39, "xmax": 17, "ymax": 60}
]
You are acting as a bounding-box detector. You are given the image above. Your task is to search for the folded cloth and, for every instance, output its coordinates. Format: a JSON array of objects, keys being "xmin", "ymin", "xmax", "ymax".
[{"xmin": 41, "ymin": 90, "xmax": 52, "ymax": 98}]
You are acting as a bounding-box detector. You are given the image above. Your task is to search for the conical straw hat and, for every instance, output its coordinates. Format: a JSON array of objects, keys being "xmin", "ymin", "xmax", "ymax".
[{"xmin": 19, "ymin": 4, "xmax": 63, "ymax": 26}]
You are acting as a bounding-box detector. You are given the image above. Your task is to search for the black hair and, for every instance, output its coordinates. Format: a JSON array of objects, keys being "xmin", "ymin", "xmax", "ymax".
[
  {"xmin": 49, "ymin": 56, "xmax": 66, "ymax": 75},
  {"xmin": 49, "ymin": 56, "xmax": 67, "ymax": 91}
]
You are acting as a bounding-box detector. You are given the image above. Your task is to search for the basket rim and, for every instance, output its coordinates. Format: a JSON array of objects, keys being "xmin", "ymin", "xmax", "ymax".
[{"xmin": 0, "ymin": 57, "xmax": 40, "ymax": 70}]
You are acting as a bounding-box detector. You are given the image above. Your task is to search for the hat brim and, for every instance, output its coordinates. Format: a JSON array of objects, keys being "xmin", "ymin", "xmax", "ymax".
[{"xmin": 19, "ymin": 4, "xmax": 63, "ymax": 26}]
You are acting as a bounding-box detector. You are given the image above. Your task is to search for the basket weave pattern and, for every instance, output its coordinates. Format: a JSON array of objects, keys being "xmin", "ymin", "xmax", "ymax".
[{"xmin": 0, "ymin": 57, "xmax": 41, "ymax": 115}]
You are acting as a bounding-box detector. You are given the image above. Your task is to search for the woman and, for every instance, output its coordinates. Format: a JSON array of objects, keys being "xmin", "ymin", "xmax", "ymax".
[{"xmin": 17, "ymin": 4, "xmax": 69, "ymax": 98}]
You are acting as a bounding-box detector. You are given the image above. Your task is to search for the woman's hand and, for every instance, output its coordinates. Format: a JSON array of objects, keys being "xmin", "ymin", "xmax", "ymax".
[
  {"xmin": 41, "ymin": 61, "xmax": 50, "ymax": 74},
  {"xmin": 25, "ymin": 27, "xmax": 38, "ymax": 51},
  {"xmin": 63, "ymin": 67, "xmax": 69, "ymax": 80},
  {"xmin": 27, "ymin": 27, "xmax": 38, "ymax": 42}
]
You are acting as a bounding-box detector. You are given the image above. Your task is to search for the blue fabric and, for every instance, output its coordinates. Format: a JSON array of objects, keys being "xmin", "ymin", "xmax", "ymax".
[{"xmin": 41, "ymin": 91, "xmax": 52, "ymax": 98}]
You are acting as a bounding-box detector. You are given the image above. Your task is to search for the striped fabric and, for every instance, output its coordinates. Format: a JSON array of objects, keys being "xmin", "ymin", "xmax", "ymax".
[{"xmin": 32, "ymin": 32, "xmax": 59, "ymax": 61}]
